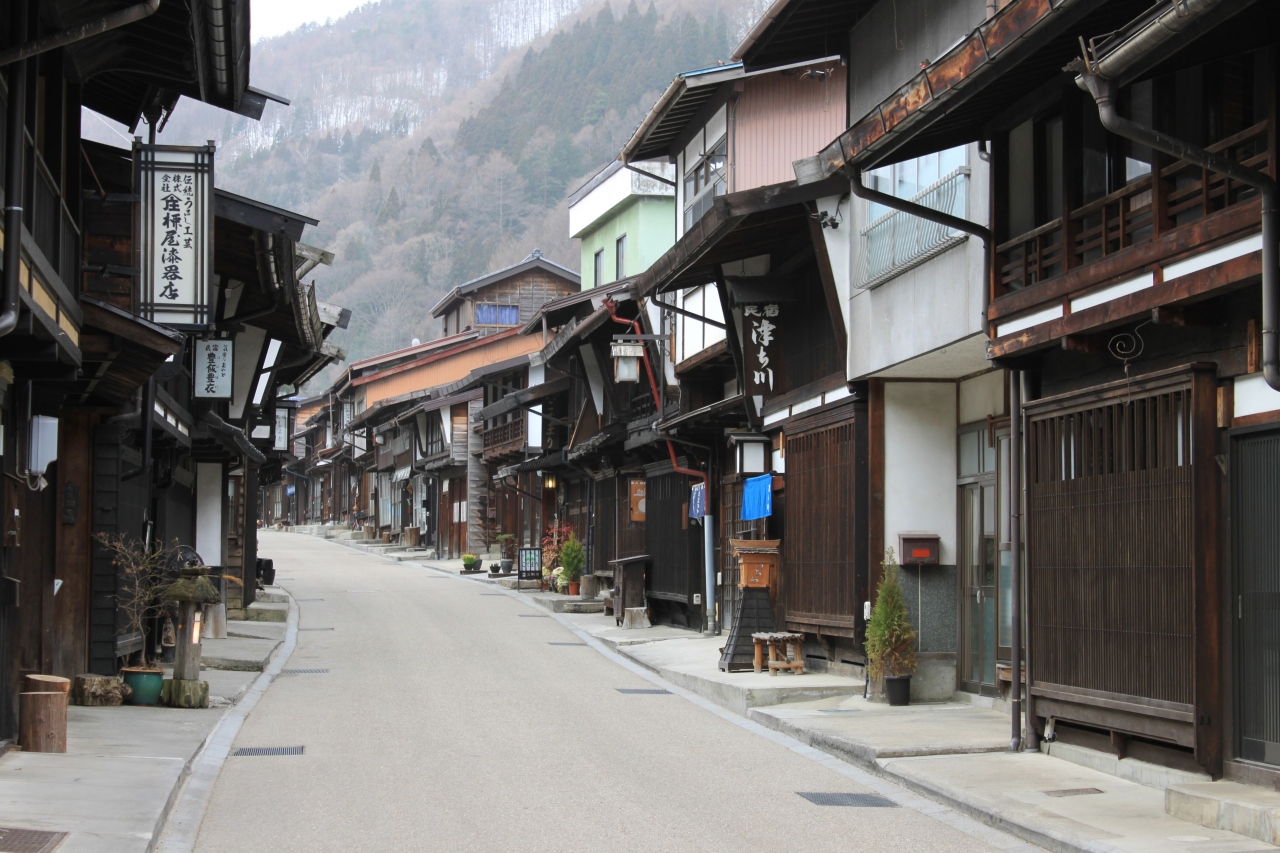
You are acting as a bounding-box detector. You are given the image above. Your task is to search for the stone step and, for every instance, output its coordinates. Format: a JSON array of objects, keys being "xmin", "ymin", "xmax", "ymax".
[
  {"xmin": 243, "ymin": 601, "xmax": 288, "ymax": 623},
  {"xmin": 534, "ymin": 596, "xmax": 604, "ymax": 614},
  {"xmin": 255, "ymin": 591, "xmax": 288, "ymax": 604},
  {"xmin": 1166, "ymin": 781, "xmax": 1280, "ymax": 846}
]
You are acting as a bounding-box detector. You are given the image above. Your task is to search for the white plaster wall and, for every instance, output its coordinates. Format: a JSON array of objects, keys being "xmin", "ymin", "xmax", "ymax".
[
  {"xmin": 195, "ymin": 462, "xmax": 224, "ymax": 567},
  {"xmin": 884, "ymin": 382, "xmax": 957, "ymax": 564},
  {"xmin": 1235, "ymin": 373, "xmax": 1280, "ymax": 417},
  {"xmin": 958, "ymin": 370, "xmax": 1005, "ymax": 425},
  {"xmin": 846, "ymin": 145, "xmax": 990, "ymax": 379}
]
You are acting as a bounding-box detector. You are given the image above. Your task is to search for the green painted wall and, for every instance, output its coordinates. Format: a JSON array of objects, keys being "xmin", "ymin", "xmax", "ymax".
[{"xmin": 578, "ymin": 196, "xmax": 675, "ymax": 289}]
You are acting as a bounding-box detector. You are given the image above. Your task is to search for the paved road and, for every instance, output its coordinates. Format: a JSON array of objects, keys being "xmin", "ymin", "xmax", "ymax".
[{"xmin": 191, "ymin": 532, "xmax": 1022, "ymax": 852}]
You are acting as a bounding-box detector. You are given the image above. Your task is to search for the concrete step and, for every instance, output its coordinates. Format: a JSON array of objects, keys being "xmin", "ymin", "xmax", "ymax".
[
  {"xmin": 495, "ymin": 578, "xmax": 541, "ymax": 590},
  {"xmin": 255, "ymin": 591, "xmax": 288, "ymax": 604},
  {"xmin": 1167, "ymin": 781, "xmax": 1280, "ymax": 846},
  {"xmin": 531, "ymin": 594, "xmax": 604, "ymax": 614},
  {"xmin": 243, "ymin": 601, "xmax": 288, "ymax": 623},
  {"xmin": 1040, "ymin": 740, "xmax": 1211, "ymax": 790}
]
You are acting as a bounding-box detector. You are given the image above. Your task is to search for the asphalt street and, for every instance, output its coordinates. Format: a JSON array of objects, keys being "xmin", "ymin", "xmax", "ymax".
[{"xmin": 190, "ymin": 532, "xmax": 1026, "ymax": 852}]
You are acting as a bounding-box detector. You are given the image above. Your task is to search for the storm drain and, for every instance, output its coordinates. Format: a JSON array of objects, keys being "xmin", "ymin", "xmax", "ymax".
[
  {"xmin": 232, "ymin": 746, "xmax": 304, "ymax": 757},
  {"xmin": 1044, "ymin": 788, "xmax": 1103, "ymax": 798},
  {"xmin": 548, "ymin": 642, "xmax": 587, "ymax": 646},
  {"xmin": 797, "ymin": 792, "xmax": 898, "ymax": 807},
  {"xmin": 0, "ymin": 827, "xmax": 68, "ymax": 853},
  {"xmin": 279, "ymin": 669, "xmax": 329, "ymax": 675},
  {"xmin": 298, "ymin": 628, "xmax": 334, "ymax": 632},
  {"xmin": 294, "ymin": 598, "xmax": 324, "ymax": 602},
  {"xmin": 616, "ymin": 688, "xmax": 670, "ymax": 694}
]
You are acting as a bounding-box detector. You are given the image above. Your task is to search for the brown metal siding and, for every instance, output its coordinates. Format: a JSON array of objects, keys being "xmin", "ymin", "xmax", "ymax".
[{"xmin": 733, "ymin": 73, "xmax": 847, "ymax": 193}]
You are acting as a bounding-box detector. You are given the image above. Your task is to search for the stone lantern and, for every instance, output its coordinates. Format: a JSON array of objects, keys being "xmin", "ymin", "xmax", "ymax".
[{"xmin": 160, "ymin": 565, "xmax": 220, "ymax": 708}]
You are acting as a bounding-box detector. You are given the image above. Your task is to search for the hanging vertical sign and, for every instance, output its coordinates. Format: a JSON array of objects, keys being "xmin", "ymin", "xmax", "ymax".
[
  {"xmin": 194, "ymin": 340, "xmax": 232, "ymax": 398},
  {"xmin": 743, "ymin": 303, "xmax": 781, "ymax": 396},
  {"xmin": 274, "ymin": 408, "xmax": 289, "ymax": 451},
  {"xmin": 137, "ymin": 142, "xmax": 215, "ymax": 328},
  {"xmin": 689, "ymin": 482, "xmax": 706, "ymax": 519},
  {"xmin": 628, "ymin": 478, "xmax": 647, "ymax": 522}
]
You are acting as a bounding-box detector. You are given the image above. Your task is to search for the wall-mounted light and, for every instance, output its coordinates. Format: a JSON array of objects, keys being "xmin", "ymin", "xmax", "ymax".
[
  {"xmin": 610, "ymin": 342, "xmax": 644, "ymax": 383},
  {"xmin": 728, "ymin": 432, "xmax": 771, "ymax": 475},
  {"xmin": 543, "ymin": 472, "xmax": 557, "ymax": 490}
]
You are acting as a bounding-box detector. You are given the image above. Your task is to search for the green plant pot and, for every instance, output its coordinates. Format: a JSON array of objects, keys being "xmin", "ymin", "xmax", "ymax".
[{"xmin": 122, "ymin": 668, "xmax": 165, "ymax": 706}]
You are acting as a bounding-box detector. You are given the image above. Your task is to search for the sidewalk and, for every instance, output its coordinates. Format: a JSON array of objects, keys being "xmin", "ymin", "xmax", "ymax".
[{"xmin": 0, "ymin": 603, "xmax": 289, "ymax": 852}]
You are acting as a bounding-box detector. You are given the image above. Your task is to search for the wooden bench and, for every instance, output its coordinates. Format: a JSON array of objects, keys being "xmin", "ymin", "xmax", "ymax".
[{"xmin": 751, "ymin": 632, "xmax": 805, "ymax": 675}]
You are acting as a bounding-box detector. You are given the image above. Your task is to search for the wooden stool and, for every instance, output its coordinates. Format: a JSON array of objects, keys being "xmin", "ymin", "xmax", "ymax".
[{"xmin": 751, "ymin": 632, "xmax": 805, "ymax": 675}]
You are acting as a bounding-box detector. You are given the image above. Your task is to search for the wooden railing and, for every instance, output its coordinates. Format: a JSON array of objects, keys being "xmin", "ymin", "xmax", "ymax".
[
  {"xmin": 482, "ymin": 412, "xmax": 525, "ymax": 455},
  {"xmin": 998, "ymin": 120, "xmax": 1269, "ymax": 293}
]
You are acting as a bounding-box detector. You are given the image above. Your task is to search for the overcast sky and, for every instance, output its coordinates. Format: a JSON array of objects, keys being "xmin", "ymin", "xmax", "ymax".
[{"xmin": 252, "ymin": 0, "xmax": 380, "ymax": 41}]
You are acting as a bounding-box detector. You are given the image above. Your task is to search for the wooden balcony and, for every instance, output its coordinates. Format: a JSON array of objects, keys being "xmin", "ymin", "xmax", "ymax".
[
  {"xmin": 482, "ymin": 412, "xmax": 525, "ymax": 460},
  {"xmin": 989, "ymin": 120, "xmax": 1270, "ymax": 358}
]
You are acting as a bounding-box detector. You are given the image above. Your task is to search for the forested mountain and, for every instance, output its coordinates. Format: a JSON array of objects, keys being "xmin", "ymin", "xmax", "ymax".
[{"xmin": 89, "ymin": 0, "xmax": 764, "ymax": 381}]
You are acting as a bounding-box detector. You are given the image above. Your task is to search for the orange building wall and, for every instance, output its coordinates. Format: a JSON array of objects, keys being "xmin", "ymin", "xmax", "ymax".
[
  {"xmin": 733, "ymin": 71, "xmax": 848, "ymax": 192},
  {"xmin": 361, "ymin": 332, "xmax": 543, "ymax": 407}
]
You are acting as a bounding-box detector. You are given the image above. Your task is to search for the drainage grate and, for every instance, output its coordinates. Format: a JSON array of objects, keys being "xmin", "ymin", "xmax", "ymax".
[
  {"xmin": 518, "ymin": 614, "xmax": 549, "ymax": 618},
  {"xmin": 294, "ymin": 598, "xmax": 324, "ymax": 602},
  {"xmin": 797, "ymin": 792, "xmax": 898, "ymax": 807},
  {"xmin": 0, "ymin": 827, "xmax": 68, "ymax": 853},
  {"xmin": 346, "ymin": 590, "xmax": 381, "ymax": 593},
  {"xmin": 1044, "ymin": 787, "xmax": 1103, "ymax": 798},
  {"xmin": 232, "ymin": 746, "xmax": 304, "ymax": 757},
  {"xmin": 818, "ymin": 708, "xmax": 860, "ymax": 714},
  {"xmin": 279, "ymin": 668, "xmax": 329, "ymax": 675},
  {"xmin": 548, "ymin": 642, "xmax": 587, "ymax": 646},
  {"xmin": 616, "ymin": 688, "xmax": 670, "ymax": 694},
  {"xmin": 480, "ymin": 593, "xmax": 506, "ymax": 596},
  {"xmin": 298, "ymin": 628, "xmax": 334, "ymax": 632}
]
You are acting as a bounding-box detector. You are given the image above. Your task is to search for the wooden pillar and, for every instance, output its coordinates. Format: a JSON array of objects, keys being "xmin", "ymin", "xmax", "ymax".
[{"xmin": 54, "ymin": 410, "xmax": 94, "ymax": 678}]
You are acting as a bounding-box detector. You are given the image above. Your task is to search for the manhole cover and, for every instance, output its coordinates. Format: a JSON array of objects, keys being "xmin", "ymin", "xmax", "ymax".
[
  {"xmin": 1044, "ymin": 788, "xmax": 1104, "ymax": 797},
  {"xmin": 548, "ymin": 642, "xmax": 587, "ymax": 646},
  {"xmin": 616, "ymin": 688, "xmax": 670, "ymax": 694},
  {"xmin": 232, "ymin": 746, "xmax": 304, "ymax": 757},
  {"xmin": 279, "ymin": 669, "xmax": 329, "ymax": 675},
  {"xmin": 797, "ymin": 792, "xmax": 898, "ymax": 807},
  {"xmin": 0, "ymin": 827, "xmax": 67, "ymax": 853},
  {"xmin": 298, "ymin": 628, "xmax": 334, "ymax": 632}
]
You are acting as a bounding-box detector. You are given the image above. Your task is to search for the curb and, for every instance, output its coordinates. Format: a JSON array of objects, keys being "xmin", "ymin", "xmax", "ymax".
[{"xmin": 153, "ymin": 590, "xmax": 301, "ymax": 852}]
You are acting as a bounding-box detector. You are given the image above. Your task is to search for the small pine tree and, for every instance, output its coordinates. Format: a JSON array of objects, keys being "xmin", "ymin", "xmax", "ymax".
[
  {"xmin": 560, "ymin": 534, "xmax": 585, "ymax": 583},
  {"xmin": 865, "ymin": 548, "xmax": 917, "ymax": 679}
]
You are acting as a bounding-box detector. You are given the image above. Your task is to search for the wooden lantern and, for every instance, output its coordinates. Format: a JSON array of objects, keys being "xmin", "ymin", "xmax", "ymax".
[{"xmin": 731, "ymin": 539, "xmax": 781, "ymax": 588}]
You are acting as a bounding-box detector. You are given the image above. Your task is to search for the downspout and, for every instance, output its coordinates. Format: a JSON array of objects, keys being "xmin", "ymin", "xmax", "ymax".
[
  {"xmin": 1076, "ymin": 71, "xmax": 1280, "ymax": 391},
  {"xmin": 0, "ymin": 0, "xmax": 160, "ymax": 67},
  {"xmin": 1009, "ymin": 369, "xmax": 1023, "ymax": 752},
  {"xmin": 604, "ymin": 298, "xmax": 716, "ymax": 633},
  {"xmin": 121, "ymin": 379, "xmax": 155, "ymax": 482},
  {"xmin": 0, "ymin": 0, "xmax": 30, "ymax": 339}
]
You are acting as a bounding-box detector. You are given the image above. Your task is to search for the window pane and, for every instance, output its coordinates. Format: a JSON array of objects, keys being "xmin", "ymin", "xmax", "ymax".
[
  {"xmin": 895, "ymin": 158, "xmax": 917, "ymax": 199},
  {"xmin": 939, "ymin": 145, "xmax": 966, "ymax": 175},
  {"xmin": 594, "ymin": 250, "xmax": 603, "ymax": 288},
  {"xmin": 496, "ymin": 305, "xmax": 519, "ymax": 325},
  {"xmin": 959, "ymin": 430, "xmax": 981, "ymax": 476},
  {"xmin": 615, "ymin": 235, "xmax": 626, "ymax": 279},
  {"xmin": 983, "ymin": 429, "xmax": 996, "ymax": 473},
  {"xmin": 918, "ymin": 151, "xmax": 939, "ymax": 189}
]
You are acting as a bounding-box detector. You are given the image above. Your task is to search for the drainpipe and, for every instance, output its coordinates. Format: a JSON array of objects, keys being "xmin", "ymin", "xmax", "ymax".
[
  {"xmin": 122, "ymin": 378, "xmax": 155, "ymax": 482},
  {"xmin": 1076, "ymin": 72, "xmax": 1280, "ymax": 391},
  {"xmin": 1009, "ymin": 369, "xmax": 1023, "ymax": 753},
  {"xmin": 604, "ymin": 298, "xmax": 715, "ymax": 633},
  {"xmin": 0, "ymin": 0, "xmax": 160, "ymax": 67},
  {"xmin": 0, "ymin": 1, "xmax": 30, "ymax": 339}
]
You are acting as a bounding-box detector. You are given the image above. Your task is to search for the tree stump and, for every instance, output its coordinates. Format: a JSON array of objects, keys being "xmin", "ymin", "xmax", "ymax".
[
  {"xmin": 24, "ymin": 674, "xmax": 71, "ymax": 695},
  {"xmin": 161, "ymin": 678, "xmax": 208, "ymax": 709},
  {"xmin": 19, "ymin": 692, "xmax": 67, "ymax": 753},
  {"xmin": 71, "ymin": 673, "xmax": 128, "ymax": 706}
]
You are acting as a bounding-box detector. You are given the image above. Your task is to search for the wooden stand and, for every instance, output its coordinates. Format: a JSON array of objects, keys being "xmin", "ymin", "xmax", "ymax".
[
  {"xmin": 24, "ymin": 674, "xmax": 71, "ymax": 695},
  {"xmin": 752, "ymin": 632, "xmax": 805, "ymax": 675},
  {"xmin": 71, "ymin": 674, "xmax": 127, "ymax": 706},
  {"xmin": 19, "ymin": 692, "xmax": 67, "ymax": 753}
]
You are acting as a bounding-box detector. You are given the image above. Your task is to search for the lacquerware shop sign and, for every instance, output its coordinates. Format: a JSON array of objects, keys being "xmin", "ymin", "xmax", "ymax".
[
  {"xmin": 138, "ymin": 143, "xmax": 214, "ymax": 328},
  {"xmin": 274, "ymin": 408, "xmax": 289, "ymax": 451},
  {"xmin": 195, "ymin": 340, "xmax": 232, "ymax": 398}
]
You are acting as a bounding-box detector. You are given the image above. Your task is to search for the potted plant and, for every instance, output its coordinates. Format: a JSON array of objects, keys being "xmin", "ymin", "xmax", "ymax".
[
  {"xmin": 496, "ymin": 534, "xmax": 516, "ymax": 574},
  {"xmin": 865, "ymin": 548, "xmax": 917, "ymax": 706},
  {"xmin": 461, "ymin": 553, "xmax": 479, "ymax": 572},
  {"xmin": 98, "ymin": 533, "xmax": 171, "ymax": 706},
  {"xmin": 560, "ymin": 534, "xmax": 585, "ymax": 596}
]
